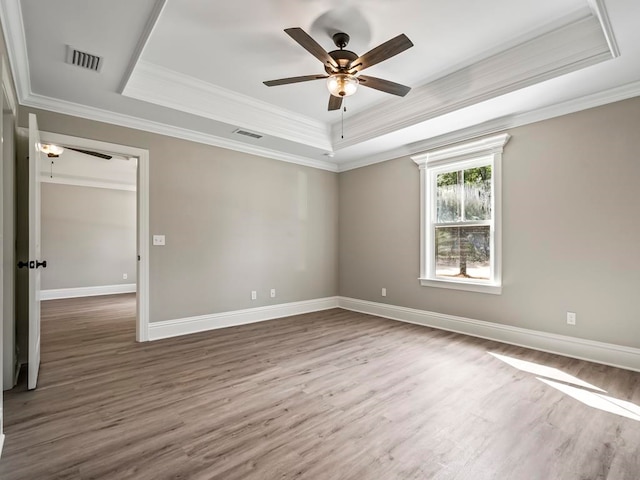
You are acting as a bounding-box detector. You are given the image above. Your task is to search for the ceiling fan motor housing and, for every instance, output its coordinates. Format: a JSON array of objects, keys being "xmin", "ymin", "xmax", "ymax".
[{"xmin": 325, "ymin": 49, "xmax": 358, "ymax": 74}]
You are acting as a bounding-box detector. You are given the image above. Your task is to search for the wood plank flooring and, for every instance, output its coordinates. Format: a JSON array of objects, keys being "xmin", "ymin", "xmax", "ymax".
[{"xmin": 1, "ymin": 294, "xmax": 639, "ymax": 479}]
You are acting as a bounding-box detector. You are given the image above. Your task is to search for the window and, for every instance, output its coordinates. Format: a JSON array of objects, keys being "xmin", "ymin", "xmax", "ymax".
[{"xmin": 412, "ymin": 134, "xmax": 509, "ymax": 294}]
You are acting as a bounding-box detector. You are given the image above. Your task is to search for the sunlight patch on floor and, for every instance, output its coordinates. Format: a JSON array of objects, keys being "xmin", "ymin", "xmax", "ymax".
[
  {"xmin": 538, "ymin": 378, "xmax": 640, "ymax": 422},
  {"xmin": 488, "ymin": 352, "xmax": 605, "ymax": 392},
  {"xmin": 489, "ymin": 351, "xmax": 640, "ymax": 422}
]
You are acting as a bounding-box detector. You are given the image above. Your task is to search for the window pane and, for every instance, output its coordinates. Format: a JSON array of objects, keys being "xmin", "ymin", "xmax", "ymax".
[
  {"xmin": 435, "ymin": 225, "xmax": 490, "ymax": 280},
  {"xmin": 463, "ymin": 166, "xmax": 492, "ymax": 221},
  {"xmin": 436, "ymin": 171, "xmax": 461, "ymax": 222}
]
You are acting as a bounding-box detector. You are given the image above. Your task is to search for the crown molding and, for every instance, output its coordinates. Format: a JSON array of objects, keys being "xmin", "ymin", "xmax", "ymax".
[
  {"xmin": 333, "ymin": 11, "xmax": 615, "ymax": 150},
  {"xmin": 0, "ymin": 0, "xmax": 335, "ymax": 171},
  {"xmin": 21, "ymin": 93, "xmax": 338, "ymax": 172},
  {"xmin": 122, "ymin": 61, "xmax": 332, "ymax": 151},
  {"xmin": 2, "ymin": 0, "xmax": 632, "ymax": 175},
  {"xmin": 0, "ymin": 0, "xmax": 29, "ymax": 102},
  {"xmin": 587, "ymin": 0, "xmax": 620, "ymax": 58},
  {"xmin": 117, "ymin": 0, "xmax": 167, "ymax": 93},
  {"xmin": 337, "ymin": 79, "xmax": 640, "ymax": 172}
]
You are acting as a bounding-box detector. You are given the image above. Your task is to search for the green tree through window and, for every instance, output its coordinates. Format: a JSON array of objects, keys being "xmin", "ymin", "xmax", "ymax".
[{"xmin": 435, "ymin": 166, "xmax": 492, "ymax": 279}]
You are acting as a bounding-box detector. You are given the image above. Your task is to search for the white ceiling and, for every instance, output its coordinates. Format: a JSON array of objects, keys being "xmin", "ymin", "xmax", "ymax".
[{"xmin": 2, "ymin": 0, "xmax": 640, "ymax": 171}]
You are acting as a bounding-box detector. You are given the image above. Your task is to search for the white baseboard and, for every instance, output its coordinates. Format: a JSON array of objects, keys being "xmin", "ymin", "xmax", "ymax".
[
  {"xmin": 148, "ymin": 296, "xmax": 340, "ymax": 341},
  {"xmin": 338, "ymin": 297, "xmax": 640, "ymax": 373},
  {"xmin": 41, "ymin": 283, "xmax": 137, "ymax": 300}
]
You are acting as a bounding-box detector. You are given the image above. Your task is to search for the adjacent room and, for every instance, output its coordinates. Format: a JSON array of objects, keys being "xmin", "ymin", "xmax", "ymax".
[{"xmin": 0, "ymin": 1, "xmax": 639, "ymax": 479}]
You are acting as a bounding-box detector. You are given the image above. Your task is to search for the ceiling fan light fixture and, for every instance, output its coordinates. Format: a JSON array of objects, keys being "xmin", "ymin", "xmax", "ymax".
[
  {"xmin": 327, "ymin": 73, "xmax": 358, "ymax": 97},
  {"xmin": 39, "ymin": 143, "xmax": 65, "ymax": 157}
]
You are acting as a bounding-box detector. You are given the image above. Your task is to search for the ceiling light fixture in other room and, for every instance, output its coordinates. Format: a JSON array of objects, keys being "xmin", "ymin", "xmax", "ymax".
[{"xmin": 39, "ymin": 143, "xmax": 65, "ymax": 157}]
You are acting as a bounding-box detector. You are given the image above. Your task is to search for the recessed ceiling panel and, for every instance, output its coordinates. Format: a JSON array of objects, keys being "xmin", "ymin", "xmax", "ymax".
[{"xmin": 140, "ymin": 0, "xmax": 588, "ymax": 121}]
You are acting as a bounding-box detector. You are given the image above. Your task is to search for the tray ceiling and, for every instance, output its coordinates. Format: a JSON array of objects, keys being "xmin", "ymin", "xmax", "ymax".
[{"xmin": 2, "ymin": 0, "xmax": 640, "ymax": 171}]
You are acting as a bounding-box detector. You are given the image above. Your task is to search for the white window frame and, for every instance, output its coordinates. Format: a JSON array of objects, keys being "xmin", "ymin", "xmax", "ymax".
[{"xmin": 412, "ymin": 133, "xmax": 510, "ymax": 295}]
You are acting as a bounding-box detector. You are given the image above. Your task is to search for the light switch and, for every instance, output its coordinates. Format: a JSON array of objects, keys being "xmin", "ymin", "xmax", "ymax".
[{"xmin": 153, "ymin": 235, "xmax": 166, "ymax": 246}]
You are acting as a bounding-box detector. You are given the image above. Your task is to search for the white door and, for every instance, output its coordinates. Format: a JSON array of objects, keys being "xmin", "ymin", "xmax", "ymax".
[{"xmin": 28, "ymin": 113, "xmax": 42, "ymax": 390}]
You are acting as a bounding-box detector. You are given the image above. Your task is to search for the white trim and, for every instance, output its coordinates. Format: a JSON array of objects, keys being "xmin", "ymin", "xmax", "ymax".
[
  {"xmin": 33, "ymin": 131, "xmax": 150, "ymax": 341},
  {"xmin": 411, "ymin": 133, "xmax": 511, "ymax": 165},
  {"xmin": 22, "ymin": 94, "xmax": 338, "ymax": 172},
  {"xmin": 0, "ymin": 0, "xmax": 29, "ymax": 101},
  {"xmin": 0, "ymin": 433, "xmax": 4, "ymax": 458},
  {"xmin": 136, "ymin": 149, "xmax": 149, "ymax": 342},
  {"xmin": 123, "ymin": 61, "xmax": 332, "ymax": 151},
  {"xmin": 412, "ymin": 134, "xmax": 508, "ymax": 294},
  {"xmin": 41, "ymin": 283, "xmax": 136, "ymax": 300},
  {"xmin": 587, "ymin": 0, "xmax": 620, "ymax": 58},
  {"xmin": 118, "ymin": 0, "xmax": 167, "ymax": 93},
  {"xmin": 337, "ymin": 80, "xmax": 640, "ymax": 172},
  {"xmin": 148, "ymin": 297, "xmax": 340, "ymax": 341},
  {"xmin": 1, "ymin": 56, "xmax": 16, "ymax": 115},
  {"xmin": 40, "ymin": 175, "xmax": 135, "ymax": 192},
  {"xmin": 418, "ymin": 278, "xmax": 502, "ymax": 295},
  {"xmin": 338, "ymin": 297, "xmax": 640, "ymax": 373}
]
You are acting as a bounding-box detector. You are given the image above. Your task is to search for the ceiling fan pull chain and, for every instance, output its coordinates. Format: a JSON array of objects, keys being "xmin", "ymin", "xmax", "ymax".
[{"xmin": 342, "ymin": 100, "xmax": 346, "ymax": 139}]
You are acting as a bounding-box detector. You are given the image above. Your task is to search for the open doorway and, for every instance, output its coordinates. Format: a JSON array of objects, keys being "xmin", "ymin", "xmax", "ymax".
[
  {"xmin": 4, "ymin": 125, "xmax": 148, "ymax": 395},
  {"xmin": 40, "ymin": 142, "xmax": 137, "ymax": 293},
  {"xmin": 37, "ymin": 131, "xmax": 149, "ymax": 344}
]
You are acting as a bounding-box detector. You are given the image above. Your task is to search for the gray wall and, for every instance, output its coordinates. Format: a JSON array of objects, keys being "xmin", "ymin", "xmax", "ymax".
[
  {"xmin": 339, "ymin": 97, "xmax": 640, "ymax": 349},
  {"xmin": 41, "ymin": 183, "xmax": 136, "ymax": 290},
  {"xmin": 19, "ymin": 93, "xmax": 639, "ymax": 349},
  {"xmin": 19, "ymin": 107, "xmax": 339, "ymax": 322},
  {"xmin": 3, "ymin": 110, "xmax": 16, "ymax": 389}
]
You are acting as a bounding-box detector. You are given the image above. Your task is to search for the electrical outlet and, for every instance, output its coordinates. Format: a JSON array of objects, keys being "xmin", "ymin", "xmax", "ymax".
[
  {"xmin": 122, "ymin": 273, "xmax": 128, "ymax": 280},
  {"xmin": 270, "ymin": 289, "xmax": 276, "ymax": 298},
  {"xmin": 567, "ymin": 312, "xmax": 576, "ymax": 325},
  {"xmin": 381, "ymin": 287, "xmax": 387, "ymax": 297},
  {"xmin": 251, "ymin": 291, "xmax": 257, "ymax": 300}
]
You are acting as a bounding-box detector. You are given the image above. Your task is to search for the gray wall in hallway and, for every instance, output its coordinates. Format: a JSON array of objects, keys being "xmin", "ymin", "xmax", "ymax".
[{"xmin": 41, "ymin": 183, "xmax": 137, "ymax": 290}]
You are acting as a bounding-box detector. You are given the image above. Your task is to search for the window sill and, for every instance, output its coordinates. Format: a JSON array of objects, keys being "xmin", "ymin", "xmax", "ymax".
[{"xmin": 419, "ymin": 278, "xmax": 502, "ymax": 295}]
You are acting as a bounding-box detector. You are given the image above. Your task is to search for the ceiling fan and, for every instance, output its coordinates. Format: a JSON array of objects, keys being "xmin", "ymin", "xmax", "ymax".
[{"xmin": 264, "ymin": 28, "xmax": 414, "ymax": 111}]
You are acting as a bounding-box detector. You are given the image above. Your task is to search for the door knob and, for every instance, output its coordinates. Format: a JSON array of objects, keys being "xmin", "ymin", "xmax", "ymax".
[
  {"xmin": 17, "ymin": 261, "xmax": 30, "ymax": 269},
  {"xmin": 36, "ymin": 260, "xmax": 47, "ymax": 269}
]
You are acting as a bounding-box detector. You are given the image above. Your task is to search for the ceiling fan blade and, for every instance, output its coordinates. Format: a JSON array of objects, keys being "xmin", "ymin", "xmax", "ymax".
[
  {"xmin": 263, "ymin": 75, "xmax": 327, "ymax": 87},
  {"xmin": 358, "ymin": 75, "xmax": 411, "ymax": 97},
  {"xmin": 285, "ymin": 27, "xmax": 339, "ymax": 70},
  {"xmin": 349, "ymin": 34, "xmax": 413, "ymax": 72},
  {"xmin": 328, "ymin": 95, "xmax": 343, "ymax": 111},
  {"xmin": 67, "ymin": 147, "xmax": 112, "ymax": 160}
]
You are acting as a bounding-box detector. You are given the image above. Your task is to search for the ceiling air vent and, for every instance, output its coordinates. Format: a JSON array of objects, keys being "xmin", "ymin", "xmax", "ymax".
[
  {"xmin": 233, "ymin": 128, "xmax": 263, "ymax": 140},
  {"xmin": 66, "ymin": 46, "xmax": 103, "ymax": 72}
]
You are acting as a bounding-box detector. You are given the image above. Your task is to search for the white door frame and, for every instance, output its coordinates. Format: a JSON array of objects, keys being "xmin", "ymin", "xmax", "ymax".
[
  {"xmin": 38, "ymin": 131, "xmax": 150, "ymax": 342},
  {"xmin": 27, "ymin": 113, "xmax": 43, "ymax": 390}
]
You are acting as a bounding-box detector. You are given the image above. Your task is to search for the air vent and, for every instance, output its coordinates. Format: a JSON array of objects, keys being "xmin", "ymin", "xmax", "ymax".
[
  {"xmin": 233, "ymin": 128, "xmax": 263, "ymax": 140},
  {"xmin": 66, "ymin": 46, "xmax": 103, "ymax": 72}
]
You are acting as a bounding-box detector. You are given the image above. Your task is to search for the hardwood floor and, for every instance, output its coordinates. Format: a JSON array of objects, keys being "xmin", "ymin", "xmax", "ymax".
[{"xmin": 1, "ymin": 294, "xmax": 639, "ymax": 479}]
